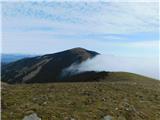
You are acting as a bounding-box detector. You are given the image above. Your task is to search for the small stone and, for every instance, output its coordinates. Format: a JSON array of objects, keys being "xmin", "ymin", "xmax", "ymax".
[
  {"xmin": 32, "ymin": 98, "xmax": 37, "ymax": 102},
  {"xmin": 43, "ymin": 101, "xmax": 47, "ymax": 105},
  {"xmin": 102, "ymin": 98, "xmax": 106, "ymax": 101},
  {"xmin": 22, "ymin": 113, "xmax": 41, "ymax": 120},
  {"xmin": 115, "ymin": 107, "xmax": 118, "ymax": 110},
  {"xmin": 101, "ymin": 115, "xmax": 112, "ymax": 120}
]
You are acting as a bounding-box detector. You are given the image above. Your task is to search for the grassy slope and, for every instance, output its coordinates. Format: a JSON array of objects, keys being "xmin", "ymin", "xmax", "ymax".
[{"xmin": 2, "ymin": 72, "xmax": 160, "ymax": 120}]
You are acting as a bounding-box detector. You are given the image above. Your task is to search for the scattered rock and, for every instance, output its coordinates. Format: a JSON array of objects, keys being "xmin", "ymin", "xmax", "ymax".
[
  {"xmin": 101, "ymin": 115, "xmax": 112, "ymax": 120},
  {"xmin": 22, "ymin": 113, "xmax": 41, "ymax": 120},
  {"xmin": 102, "ymin": 97, "xmax": 106, "ymax": 101},
  {"xmin": 32, "ymin": 98, "xmax": 37, "ymax": 102},
  {"xmin": 43, "ymin": 101, "xmax": 47, "ymax": 105},
  {"xmin": 115, "ymin": 107, "xmax": 118, "ymax": 110}
]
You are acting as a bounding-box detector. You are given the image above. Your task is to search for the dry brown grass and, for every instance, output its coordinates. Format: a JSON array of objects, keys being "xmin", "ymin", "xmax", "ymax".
[{"xmin": 2, "ymin": 75, "xmax": 160, "ymax": 120}]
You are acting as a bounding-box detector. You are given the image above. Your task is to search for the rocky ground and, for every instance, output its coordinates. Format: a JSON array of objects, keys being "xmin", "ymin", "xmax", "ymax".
[{"xmin": 2, "ymin": 79, "xmax": 160, "ymax": 120}]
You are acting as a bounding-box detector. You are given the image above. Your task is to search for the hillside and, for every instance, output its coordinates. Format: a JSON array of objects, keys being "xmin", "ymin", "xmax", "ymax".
[
  {"xmin": 2, "ymin": 48, "xmax": 160, "ymax": 120},
  {"xmin": 2, "ymin": 73, "xmax": 160, "ymax": 120},
  {"xmin": 2, "ymin": 48, "xmax": 99, "ymax": 83},
  {"xmin": 62, "ymin": 71, "xmax": 157, "ymax": 82},
  {"xmin": 2, "ymin": 48, "xmax": 157, "ymax": 84}
]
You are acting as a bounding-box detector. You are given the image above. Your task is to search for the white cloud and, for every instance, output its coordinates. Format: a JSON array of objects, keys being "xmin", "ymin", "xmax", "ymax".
[
  {"xmin": 113, "ymin": 40, "xmax": 159, "ymax": 48},
  {"xmin": 1, "ymin": 1, "xmax": 159, "ymax": 60},
  {"xmin": 2, "ymin": 2, "xmax": 159, "ymax": 34},
  {"xmin": 64, "ymin": 54, "xmax": 159, "ymax": 79}
]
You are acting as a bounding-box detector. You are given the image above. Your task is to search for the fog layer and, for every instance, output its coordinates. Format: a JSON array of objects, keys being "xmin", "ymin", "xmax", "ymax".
[{"xmin": 63, "ymin": 55, "xmax": 159, "ymax": 79}]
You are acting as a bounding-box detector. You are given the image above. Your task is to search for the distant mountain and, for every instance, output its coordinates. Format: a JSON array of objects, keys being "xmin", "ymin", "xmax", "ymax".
[
  {"xmin": 2, "ymin": 48, "xmax": 99, "ymax": 83},
  {"xmin": 1, "ymin": 54, "xmax": 34, "ymax": 63},
  {"xmin": 2, "ymin": 48, "xmax": 156, "ymax": 84}
]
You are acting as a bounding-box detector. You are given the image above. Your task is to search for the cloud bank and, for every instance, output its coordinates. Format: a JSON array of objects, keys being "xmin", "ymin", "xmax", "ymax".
[{"xmin": 63, "ymin": 55, "xmax": 159, "ymax": 79}]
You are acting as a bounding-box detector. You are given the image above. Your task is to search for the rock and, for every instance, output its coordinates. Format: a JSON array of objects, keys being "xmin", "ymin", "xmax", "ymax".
[
  {"xmin": 32, "ymin": 98, "xmax": 37, "ymax": 102},
  {"xmin": 102, "ymin": 97, "xmax": 106, "ymax": 101},
  {"xmin": 115, "ymin": 107, "xmax": 118, "ymax": 110},
  {"xmin": 43, "ymin": 101, "xmax": 47, "ymax": 105},
  {"xmin": 22, "ymin": 113, "xmax": 41, "ymax": 120},
  {"xmin": 101, "ymin": 115, "xmax": 112, "ymax": 120}
]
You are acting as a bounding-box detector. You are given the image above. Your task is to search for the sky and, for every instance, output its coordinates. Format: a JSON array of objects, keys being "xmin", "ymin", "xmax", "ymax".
[
  {"xmin": 1, "ymin": 1, "xmax": 159, "ymax": 79},
  {"xmin": 1, "ymin": 1, "xmax": 159, "ymax": 57}
]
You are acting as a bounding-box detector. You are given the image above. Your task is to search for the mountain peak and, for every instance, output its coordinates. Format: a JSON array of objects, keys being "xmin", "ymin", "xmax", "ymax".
[
  {"xmin": 69, "ymin": 47, "xmax": 86, "ymax": 51},
  {"xmin": 68, "ymin": 47, "xmax": 99, "ymax": 58},
  {"xmin": 68, "ymin": 47, "xmax": 92, "ymax": 52},
  {"xmin": 2, "ymin": 48, "xmax": 99, "ymax": 83}
]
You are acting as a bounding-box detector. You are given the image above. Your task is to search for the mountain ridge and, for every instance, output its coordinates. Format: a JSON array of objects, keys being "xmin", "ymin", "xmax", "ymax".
[
  {"xmin": 2, "ymin": 47, "xmax": 157, "ymax": 84},
  {"xmin": 2, "ymin": 47, "xmax": 99, "ymax": 83}
]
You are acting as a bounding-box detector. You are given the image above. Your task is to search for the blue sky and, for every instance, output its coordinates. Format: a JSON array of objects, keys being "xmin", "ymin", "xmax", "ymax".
[{"xmin": 1, "ymin": 1, "xmax": 159, "ymax": 58}]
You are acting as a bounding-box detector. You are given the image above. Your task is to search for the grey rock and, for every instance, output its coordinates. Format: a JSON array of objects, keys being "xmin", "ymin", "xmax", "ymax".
[
  {"xmin": 102, "ymin": 115, "xmax": 112, "ymax": 120},
  {"xmin": 22, "ymin": 113, "xmax": 41, "ymax": 120}
]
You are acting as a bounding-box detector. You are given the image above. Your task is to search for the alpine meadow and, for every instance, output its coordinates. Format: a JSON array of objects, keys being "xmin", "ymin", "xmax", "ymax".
[{"xmin": 1, "ymin": 1, "xmax": 160, "ymax": 120}]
